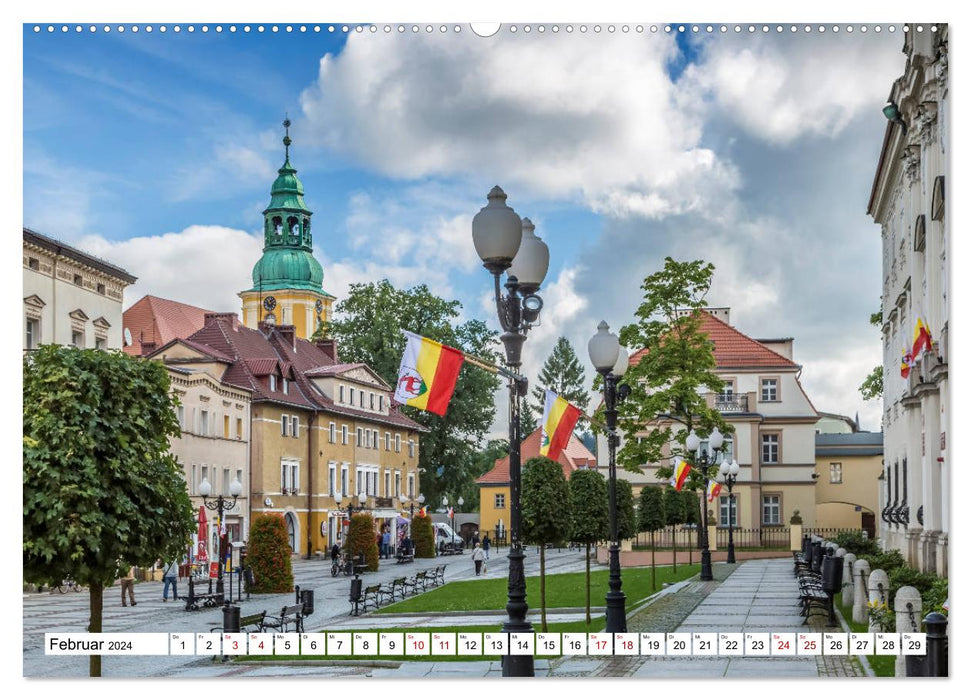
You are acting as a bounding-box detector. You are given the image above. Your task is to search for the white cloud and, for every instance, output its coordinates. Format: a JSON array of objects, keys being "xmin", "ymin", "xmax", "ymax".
[
  {"xmin": 74, "ymin": 226, "xmax": 263, "ymax": 312},
  {"xmin": 682, "ymin": 33, "xmax": 902, "ymax": 144},
  {"xmin": 299, "ymin": 31, "xmax": 738, "ymax": 219}
]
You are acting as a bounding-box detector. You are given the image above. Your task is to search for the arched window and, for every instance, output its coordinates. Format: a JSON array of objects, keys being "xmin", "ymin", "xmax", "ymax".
[
  {"xmin": 285, "ymin": 512, "xmax": 298, "ymax": 553},
  {"xmin": 273, "ymin": 216, "xmax": 283, "ymax": 236}
]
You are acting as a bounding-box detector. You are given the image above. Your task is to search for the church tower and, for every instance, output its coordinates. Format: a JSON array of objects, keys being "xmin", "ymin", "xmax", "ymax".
[{"xmin": 239, "ymin": 118, "xmax": 335, "ymax": 339}]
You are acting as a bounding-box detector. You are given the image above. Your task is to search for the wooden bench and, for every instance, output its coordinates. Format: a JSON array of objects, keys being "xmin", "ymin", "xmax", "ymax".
[
  {"xmin": 182, "ymin": 578, "xmax": 223, "ymax": 611},
  {"xmin": 210, "ymin": 610, "xmax": 267, "ymax": 633},
  {"xmin": 263, "ymin": 604, "xmax": 305, "ymax": 633},
  {"xmin": 359, "ymin": 584, "xmax": 383, "ymax": 614},
  {"xmin": 379, "ymin": 577, "xmax": 408, "ymax": 605},
  {"xmin": 406, "ymin": 570, "xmax": 429, "ymax": 595},
  {"xmin": 396, "ymin": 548, "xmax": 415, "ymax": 565}
]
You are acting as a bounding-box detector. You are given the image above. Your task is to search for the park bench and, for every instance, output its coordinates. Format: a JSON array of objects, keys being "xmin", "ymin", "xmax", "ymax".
[
  {"xmin": 182, "ymin": 578, "xmax": 223, "ymax": 611},
  {"xmin": 406, "ymin": 570, "xmax": 429, "ymax": 595},
  {"xmin": 396, "ymin": 548, "xmax": 415, "ymax": 565},
  {"xmin": 379, "ymin": 577, "xmax": 408, "ymax": 605},
  {"xmin": 210, "ymin": 610, "xmax": 267, "ymax": 633},
  {"xmin": 360, "ymin": 584, "xmax": 383, "ymax": 614},
  {"xmin": 263, "ymin": 604, "xmax": 305, "ymax": 633},
  {"xmin": 432, "ymin": 565, "xmax": 446, "ymax": 587}
]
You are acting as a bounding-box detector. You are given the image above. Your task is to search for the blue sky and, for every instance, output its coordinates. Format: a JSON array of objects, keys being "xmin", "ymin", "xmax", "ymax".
[{"xmin": 23, "ymin": 22, "xmax": 908, "ymax": 430}]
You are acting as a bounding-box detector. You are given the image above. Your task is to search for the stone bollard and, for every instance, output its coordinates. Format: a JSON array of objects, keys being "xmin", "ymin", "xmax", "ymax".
[
  {"xmin": 867, "ymin": 569, "xmax": 890, "ymax": 632},
  {"xmin": 842, "ymin": 553, "xmax": 856, "ymax": 605},
  {"xmin": 894, "ymin": 586, "xmax": 922, "ymax": 677},
  {"xmin": 852, "ymin": 559, "xmax": 870, "ymax": 624}
]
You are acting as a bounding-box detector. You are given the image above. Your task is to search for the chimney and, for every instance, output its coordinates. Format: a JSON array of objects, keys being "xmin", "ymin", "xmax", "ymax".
[
  {"xmin": 140, "ymin": 341, "xmax": 157, "ymax": 357},
  {"xmin": 315, "ymin": 337, "xmax": 339, "ymax": 364},
  {"xmin": 277, "ymin": 324, "xmax": 297, "ymax": 348},
  {"xmin": 204, "ymin": 312, "xmax": 240, "ymax": 331}
]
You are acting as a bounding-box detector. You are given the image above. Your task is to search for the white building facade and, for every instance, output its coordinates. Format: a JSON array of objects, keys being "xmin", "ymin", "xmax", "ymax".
[
  {"xmin": 867, "ymin": 25, "xmax": 948, "ymax": 575},
  {"xmin": 23, "ymin": 228, "xmax": 137, "ymax": 351}
]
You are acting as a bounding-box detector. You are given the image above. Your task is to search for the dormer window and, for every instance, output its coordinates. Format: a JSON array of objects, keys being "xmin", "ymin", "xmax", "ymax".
[
  {"xmin": 339, "ymin": 385, "xmax": 346, "ymax": 403},
  {"xmin": 270, "ymin": 374, "xmax": 277, "ymax": 392},
  {"xmin": 283, "ymin": 378, "xmax": 289, "ymax": 395}
]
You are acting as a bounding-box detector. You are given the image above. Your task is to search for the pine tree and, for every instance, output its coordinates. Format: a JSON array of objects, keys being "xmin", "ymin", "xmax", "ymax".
[
  {"xmin": 520, "ymin": 401, "xmax": 538, "ymax": 441},
  {"xmin": 532, "ymin": 337, "xmax": 590, "ymax": 430}
]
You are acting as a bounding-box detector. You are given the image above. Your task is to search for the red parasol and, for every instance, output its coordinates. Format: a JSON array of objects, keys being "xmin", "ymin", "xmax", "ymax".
[{"xmin": 196, "ymin": 506, "xmax": 209, "ymax": 563}]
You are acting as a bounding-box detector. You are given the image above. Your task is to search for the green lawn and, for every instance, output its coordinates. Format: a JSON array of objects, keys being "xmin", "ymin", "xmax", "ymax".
[
  {"xmin": 377, "ymin": 564, "xmax": 701, "ymax": 615},
  {"xmin": 836, "ymin": 594, "xmax": 895, "ymax": 677},
  {"xmin": 248, "ymin": 619, "xmax": 601, "ymax": 662}
]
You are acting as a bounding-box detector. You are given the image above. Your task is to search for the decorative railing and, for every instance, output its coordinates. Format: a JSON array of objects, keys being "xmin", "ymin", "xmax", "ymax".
[{"xmin": 704, "ymin": 392, "xmax": 751, "ymax": 413}]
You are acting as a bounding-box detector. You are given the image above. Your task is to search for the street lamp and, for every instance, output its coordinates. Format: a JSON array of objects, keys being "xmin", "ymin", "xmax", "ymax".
[
  {"xmin": 718, "ymin": 459, "xmax": 740, "ymax": 564},
  {"xmin": 472, "ymin": 186, "xmax": 549, "ymax": 678},
  {"xmin": 198, "ymin": 476, "xmax": 242, "ymax": 602},
  {"xmin": 588, "ymin": 321, "xmax": 630, "ymax": 633},
  {"xmin": 686, "ymin": 427, "xmax": 724, "ymax": 581}
]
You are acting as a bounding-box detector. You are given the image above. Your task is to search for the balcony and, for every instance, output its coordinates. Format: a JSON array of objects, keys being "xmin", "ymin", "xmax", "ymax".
[{"xmin": 704, "ymin": 392, "xmax": 751, "ymax": 413}]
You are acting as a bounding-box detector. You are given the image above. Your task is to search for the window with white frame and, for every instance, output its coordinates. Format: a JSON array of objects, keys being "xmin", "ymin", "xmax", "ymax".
[
  {"xmin": 191, "ymin": 465, "xmax": 197, "ymax": 495},
  {"xmin": 25, "ymin": 316, "xmax": 40, "ymax": 349},
  {"xmin": 356, "ymin": 427, "xmax": 363, "ymax": 446},
  {"xmin": 395, "ymin": 434, "xmax": 401, "ymax": 452},
  {"xmin": 270, "ymin": 374, "xmax": 277, "ymax": 392},
  {"xmin": 360, "ymin": 392, "xmax": 365, "ymax": 409},
  {"xmin": 329, "ymin": 463, "xmax": 337, "ymax": 495},
  {"xmin": 408, "ymin": 439, "xmax": 415, "ymax": 458},
  {"xmin": 760, "ymin": 378, "xmax": 778, "ymax": 402},
  {"xmin": 718, "ymin": 495, "xmax": 737, "ymax": 527},
  {"xmin": 342, "ymin": 425, "xmax": 348, "ymax": 445},
  {"xmin": 201, "ymin": 465, "xmax": 209, "ymax": 490},
  {"xmin": 339, "ymin": 385, "xmax": 345, "ymax": 403},
  {"xmin": 177, "ymin": 405, "xmax": 185, "ymax": 430},
  {"xmin": 329, "ymin": 422, "xmax": 336, "ymax": 443},
  {"xmin": 407, "ymin": 474, "xmax": 415, "ymax": 499},
  {"xmin": 830, "ymin": 462, "xmax": 843, "ymax": 484},
  {"xmin": 385, "ymin": 432, "xmax": 391, "ymax": 450},
  {"xmin": 200, "ymin": 410, "xmax": 210, "ymax": 435},
  {"xmin": 762, "ymin": 495, "xmax": 781, "ymax": 525},
  {"xmin": 379, "ymin": 395, "xmax": 384, "ymax": 412},
  {"xmin": 350, "ymin": 387, "xmax": 356, "ymax": 405},
  {"xmin": 222, "ymin": 468, "xmax": 230, "ymax": 493},
  {"xmin": 341, "ymin": 464, "xmax": 348, "ymax": 495},
  {"xmin": 281, "ymin": 460, "xmax": 299, "ymax": 495},
  {"xmin": 495, "ymin": 493, "xmax": 506, "ymax": 509},
  {"xmin": 292, "ymin": 415, "xmax": 300, "ymax": 438},
  {"xmin": 722, "ymin": 437, "xmax": 734, "ymax": 463},
  {"xmin": 395, "ymin": 471, "xmax": 401, "ymax": 498},
  {"xmin": 384, "ymin": 470, "xmax": 391, "ymax": 497},
  {"xmin": 718, "ymin": 380, "xmax": 735, "ymax": 402},
  {"xmin": 281, "ymin": 414, "xmax": 289, "ymax": 437},
  {"xmin": 760, "ymin": 434, "xmax": 779, "ymax": 464},
  {"xmin": 370, "ymin": 393, "xmax": 375, "ymax": 410}
]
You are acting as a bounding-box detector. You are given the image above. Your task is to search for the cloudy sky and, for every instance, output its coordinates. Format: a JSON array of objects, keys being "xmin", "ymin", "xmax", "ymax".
[{"xmin": 23, "ymin": 22, "xmax": 908, "ymax": 432}]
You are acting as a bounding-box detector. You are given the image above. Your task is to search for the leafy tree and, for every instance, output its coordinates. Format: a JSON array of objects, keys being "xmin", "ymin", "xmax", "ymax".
[
  {"xmin": 860, "ymin": 307, "xmax": 885, "ymax": 401},
  {"xmin": 347, "ymin": 513, "xmax": 380, "ymax": 571},
  {"xmin": 637, "ymin": 487, "xmax": 666, "ymax": 591},
  {"xmin": 616, "ymin": 479, "xmax": 637, "ymax": 542},
  {"xmin": 663, "ymin": 487, "xmax": 686, "ymax": 573},
  {"xmin": 412, "ymin": 514, "xmax": 436, "ymax": 558},
  {"xmin": 531, "ymin": 336, "xmax": 591, "ymax": 430},
  {"xmin": 568, "ymin": 468, "xmax": 609, "ymax": 623},
  {"xmin": 522, "ymin": 456, "xmax": 572, "ymax": 631},
  {"xmin": 616, "ymin": 258, "xmax": 731, "ymax": 486},
  {"xmin": 247, "ymin": 514, "xmax": 294, "ymax": 593},
  {"xmin": 23, "ymin": 346, "xmax": 194, "ymax": 677},
  {"xmin": 322, "ymin": 280, "xmax": 501, "ymax": 508},
  {"xmin": 682, "ymin": 489, "xmax": 701, "ymax": 565}
]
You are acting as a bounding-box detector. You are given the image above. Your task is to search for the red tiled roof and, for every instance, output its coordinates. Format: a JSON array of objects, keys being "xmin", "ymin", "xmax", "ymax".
[
  {"xmin": 476, "ymin": 427, "xmax": 597, "ymax": 485},
  {"xmin": 629, "ymin": 311, "xmax": 797, "ymax": 369},
  {"xmin": 122, "ymin": 295, "xmax": 213, "ymax": 356},
  {"xmin": 149, "ymin": 336, "xmax": 235, "ymax": 363}
]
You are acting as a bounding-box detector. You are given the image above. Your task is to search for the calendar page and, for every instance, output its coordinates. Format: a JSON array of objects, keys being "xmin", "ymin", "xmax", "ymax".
[{"xmin": 20, "ymin": 0, "xmax": 950, "ymax": 689}]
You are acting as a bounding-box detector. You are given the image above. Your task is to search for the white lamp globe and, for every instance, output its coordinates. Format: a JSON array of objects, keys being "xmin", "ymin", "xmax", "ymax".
[
  {"xmin": 685, "ymin": 430, "xmax": 701, "ymax": 453},
  {"xmin": 199, "ymin": 477, "xmax": 212, "ymax": 497},
  {"xmin": 472, "ymin": 186, "xmax": 523, "ymax": 271},
  {"xmin": 588, "ymin": 321, "xmax": 620, "ymax": 373},
  {"xmin": 611, "ymin": 346, "xmax": 629, "ymax": 377},
  {"xmin": 334, "ymin": 492, "xmax": 343, "ymax": 504},
  {"xmin": 229, "ymin": 478, "xmax": 243, "ymax": 498},
  {"xmin": 730, "ymin": 460, "xmax": 740, "ymax": 476},
  {"xmin": 506, "ymin": 217, "xmax": 549, "ymax": 293},
  {"xmin": 719, "ymin": 460, "xmax": 730, "ymax": 476},
  {"xmin": 709, "ymin": 427, "xmax": 724, "ymax": 450}
]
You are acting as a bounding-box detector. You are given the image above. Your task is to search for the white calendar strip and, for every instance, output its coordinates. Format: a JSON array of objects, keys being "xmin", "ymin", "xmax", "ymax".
[{"xmin": 42, "ymin": 632, "xmax": 925, "ymax": 656}]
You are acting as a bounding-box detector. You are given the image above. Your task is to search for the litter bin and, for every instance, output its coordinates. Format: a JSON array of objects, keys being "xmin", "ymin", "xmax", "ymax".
[
  {"xmin": 222, "ymin": 605, "xmax": 241, "ymax": 634},
  {"xmin": 300, "ymin": 589, "xmax": 315, "ymax": 616}
]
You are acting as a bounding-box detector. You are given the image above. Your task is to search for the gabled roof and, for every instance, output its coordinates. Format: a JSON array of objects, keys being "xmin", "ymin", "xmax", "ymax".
[
  {"xmin": 122, "ymin": 295, "xmax": 213, "ymax": 356},
  {"xmin": 305, "ymin": 362, "xmax": 393, "ymax": 390},
  {"xmin": 149, "ymin": 336, "xmax": 235, "ymax": 363},
  {"xmin": 630, "ymin": 311, "xmax": 798, "ymax": 370},
  {"xmin": 476, "ymin": 427, "xmax": 597, "ymax": 485}
]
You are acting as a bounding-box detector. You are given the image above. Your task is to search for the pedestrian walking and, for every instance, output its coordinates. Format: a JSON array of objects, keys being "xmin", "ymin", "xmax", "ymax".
[
  {"xmin": 472, "ymin": 544, "xmax": 485, "ymax": 576},
  {"xmin": 162, "ymin": 559, "xmax": 179, "ymax": 602},
  {"xmin": 482, "ymin": 533, "xmax": 491, "ymax": 560},
  {"xmin": 120, "ymin": 566, "xmax": 136, "ymax": 607},
  {"xmin": 382, "ymin": 530, "xmax": 391, "ymax": 559},
  {"xmin": 472, "ymin": 530, "xmax": 480, "ymax": 547}
]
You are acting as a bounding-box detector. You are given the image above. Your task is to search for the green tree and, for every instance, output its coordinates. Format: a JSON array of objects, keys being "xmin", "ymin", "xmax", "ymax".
[
  {"xmin": 23, "ymin": 346, "xmax": 194, "ymax": 677},
  {"xmin": 567, "ymin": 468, "xmax": 609, "ymax": 623},
  {"xmin": 412, "ymin": 514, "xmax": 436, "ymax": 558},
  {"xmin": 247, "ymin": 514, "xmax": 294, "ymax": 593},
  {"xmin": 682, "ymin": 489, "xmax": 701, "ymax": 565},
  {"xmin": 616, "ymin": 258, "xmax": 731, "ymax": 485},
  {"xmin": 616, "ymin": 479, "xmax": 637, "ymax": 542},
  {"xmin": 637, "ymin": 486, "xmax": 666, "ymax": 591},
  {"xmin": 663, "ymin": 487, "xmax": 686, "ymax": 573},
  {"xmin": 347, "ymin": 513, "xmax": 380, "ymax": 571},
  {"xmin": 532, "ymin": 336, "xmax": 590, "ymax": 430},
  {"xmin": 520, "ymin": 401, "xmax": 538, "ymax": 440},
  {"xmin": 860, "ymin": 307, "xmax": 884, "ymax": 401},
  {"xmin": 521, "ymin": 456, "xmax": 572, "ymax": 632},
  {"xmin": 322, "ymin": 280, "xmax": 501, "ymax": 508}
]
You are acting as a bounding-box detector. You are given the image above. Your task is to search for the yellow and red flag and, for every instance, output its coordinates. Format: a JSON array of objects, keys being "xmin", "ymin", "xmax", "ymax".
[
  {"xmin": 900, "ymin": 348, "xmax": 914, "ymax": 378},
  {"xmin": 912, "ymin": 315, "xmax": 933, "ymax": 360},
  {"xmin": 707, "ymin": 481, "xmax": 723, "ymax": 502},
  {"xmin": 671, "ymin": 459, "xmax": 691, "ymax": 491},
  {"xmin": 394, "ymin": 331, "xmax": 465, "ymax": 416},
  {"xmin": 539, "ymin": 390, "xmax": 582, "ymax": 461}
]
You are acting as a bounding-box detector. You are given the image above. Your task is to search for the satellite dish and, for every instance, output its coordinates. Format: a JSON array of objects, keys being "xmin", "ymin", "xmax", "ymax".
[{"xmin": 123, "ymin": 328, "xmax": 132, "ymax": 346}]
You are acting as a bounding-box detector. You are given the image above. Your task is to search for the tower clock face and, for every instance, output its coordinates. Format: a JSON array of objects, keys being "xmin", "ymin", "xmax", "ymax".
[{"xmin": 263, "ymin": 296, "xmax": 277, "ymax": 312}]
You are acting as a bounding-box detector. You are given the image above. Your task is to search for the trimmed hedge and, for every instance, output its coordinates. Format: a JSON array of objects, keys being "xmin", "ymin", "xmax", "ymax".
[
  {"xmin": 347, "ymin": 513, "xmax": 380, "ymax": 572},
  {"xmin": 413, "ymin": 514, "xmax": 435, "ymax": 558},
  {"xmin": 247, "ymin": 514, "xmax": 294, "ymax": 593}
]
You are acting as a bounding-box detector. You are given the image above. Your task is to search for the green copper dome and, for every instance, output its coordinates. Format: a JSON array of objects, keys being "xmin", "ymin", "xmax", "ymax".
[{"xmin": 246, "ymin": 118, "xmax": 326, "ymax": 293}]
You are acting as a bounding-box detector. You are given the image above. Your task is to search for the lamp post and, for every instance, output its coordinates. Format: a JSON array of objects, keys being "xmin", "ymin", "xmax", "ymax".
[
  {"xmin": 472, "ymin": 186, "xmax": 549, "ymax": 678},
  {"xmin": 686, "ymin": 427, "xmax": 724, "ymax": 581},
  {"xmin": 457, "ymin": 496, "xmax": 464, "ymax": 545},
  {"xmin": 198, "ymin": 476, "xmax": 242, "ymax": 602},
  {"xmin": 718, "ymin": 459, "xmax": 740, "ymax": 564},
  {"xmin": 588, "ymin": 321, "xmax": 630, "ymax": 633}
]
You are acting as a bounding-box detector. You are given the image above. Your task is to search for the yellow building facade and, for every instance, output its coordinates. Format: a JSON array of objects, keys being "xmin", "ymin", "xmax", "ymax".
[{"xmin": 814, "ymin": 432, "xmax": 883, "ymax": 537}]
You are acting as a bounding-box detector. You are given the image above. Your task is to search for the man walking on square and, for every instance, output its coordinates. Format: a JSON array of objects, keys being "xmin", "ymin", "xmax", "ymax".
[
  {"xmin": 162, "ymin": 559, "xmax": 179, "ymax": 602},
  {"xmin": 472, "ymin": 543, "xmax": 485, "ymax": 576},
  {"xmin": 120, "ymin": 566, "xmax": 136, "ymax": 607},
  {"xmin": 482, "ymin": 533, "xmax": 490, "ymax": 560}
]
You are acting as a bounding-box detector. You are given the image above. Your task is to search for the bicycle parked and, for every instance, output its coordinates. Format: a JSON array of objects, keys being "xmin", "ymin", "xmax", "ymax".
[{"xmin": 51, "ymin": 577, "xmax": 84, "ymax": 594}]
